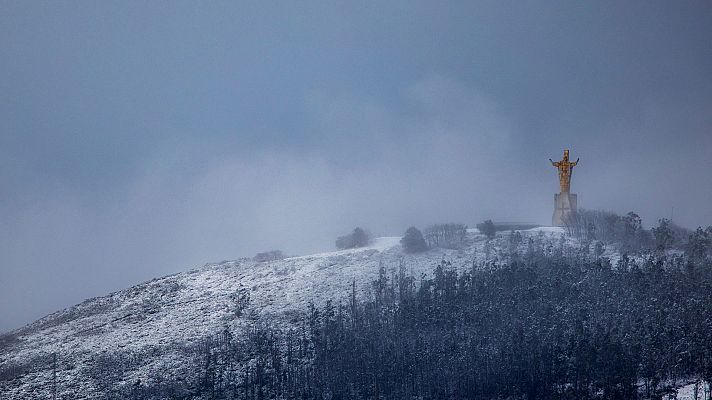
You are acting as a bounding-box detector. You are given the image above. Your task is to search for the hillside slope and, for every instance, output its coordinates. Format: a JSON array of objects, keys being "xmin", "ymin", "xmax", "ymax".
[{"xmin": 1, "ymin": 228, "xmax": 573, "ymax": 398}]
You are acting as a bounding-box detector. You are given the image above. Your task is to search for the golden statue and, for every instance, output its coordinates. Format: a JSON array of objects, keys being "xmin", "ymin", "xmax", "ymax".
[{"xmin": 549, "ymin": 149, "xmax": 578, "ymax": 193}]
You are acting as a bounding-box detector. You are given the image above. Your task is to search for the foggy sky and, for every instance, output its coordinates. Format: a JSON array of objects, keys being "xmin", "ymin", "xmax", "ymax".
[{"xmin": 1, "ymin": 1, "xmax": 711, "ymax": 333}]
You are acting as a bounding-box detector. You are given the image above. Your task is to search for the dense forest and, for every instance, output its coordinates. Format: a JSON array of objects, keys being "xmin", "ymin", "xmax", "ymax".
[{"xmin": 98, "ymin": 220, "xmax": 712, "ymax": 400}]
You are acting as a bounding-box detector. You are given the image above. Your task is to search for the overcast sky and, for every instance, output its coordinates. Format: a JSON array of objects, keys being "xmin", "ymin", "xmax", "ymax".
[{"xmin": 1, "ymin": 1, "xmax": 711, "ymax": 332}]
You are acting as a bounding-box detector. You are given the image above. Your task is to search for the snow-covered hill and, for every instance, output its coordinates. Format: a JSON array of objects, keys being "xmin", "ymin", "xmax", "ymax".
[{"xmin": 0, "ymin": 227, "xmax": 587, "ymax": 398}]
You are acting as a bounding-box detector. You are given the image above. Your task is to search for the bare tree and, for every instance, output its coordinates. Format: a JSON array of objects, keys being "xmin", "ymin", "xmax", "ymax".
[{"xmin": 423, "ymin": 224, "xmax": 467, "ymax": 249}]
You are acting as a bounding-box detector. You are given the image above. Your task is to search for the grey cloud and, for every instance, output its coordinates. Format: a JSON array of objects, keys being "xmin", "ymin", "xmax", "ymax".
[{"xmin": 1, "ymin": 1, "xmax": 711, "ymax": 332}]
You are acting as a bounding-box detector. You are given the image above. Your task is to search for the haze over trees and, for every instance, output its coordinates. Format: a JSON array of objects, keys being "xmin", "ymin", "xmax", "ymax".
[
  {"xmin": 563, "ymin": 209, "xmax": 707, "ymax": 258},
  {"xmin": 335, "ymin": 227, "xmax": 371, "ymax": 250}
]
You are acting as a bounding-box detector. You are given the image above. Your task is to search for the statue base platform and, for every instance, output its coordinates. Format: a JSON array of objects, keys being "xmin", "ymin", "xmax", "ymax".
[{"xmin": 553, "ymin": 192, "xmax": 577, "ymax": 227}]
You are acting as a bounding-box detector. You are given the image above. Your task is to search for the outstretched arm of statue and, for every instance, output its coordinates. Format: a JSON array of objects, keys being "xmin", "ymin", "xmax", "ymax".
[
  {"xmin": 549, "ymin": 159, "xmax": 558, "ymax": 166},
  {"xmin": 571, "ymin": 158, "xmax": 579, "ymax": 166}
]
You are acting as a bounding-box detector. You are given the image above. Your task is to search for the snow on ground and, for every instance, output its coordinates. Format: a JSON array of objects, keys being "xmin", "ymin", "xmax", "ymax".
[
  {"xmin": 0, "ymin": 227, "xmax": 596, "ymax": 398},
  {"xmin": 676, "ymin": 381, "xmax": 711, "ymax": 400}
]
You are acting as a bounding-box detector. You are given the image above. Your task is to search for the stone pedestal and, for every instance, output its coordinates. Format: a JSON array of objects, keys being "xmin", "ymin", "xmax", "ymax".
[{"xmin": 552, "ymin": 192, "xmax": 577, "ymax": 227}]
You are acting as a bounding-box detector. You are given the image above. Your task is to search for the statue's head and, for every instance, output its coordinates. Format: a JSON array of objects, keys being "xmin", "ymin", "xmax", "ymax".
[{"xmin": 563, "ymin": 149, "xmax": 569, "ymax": 160}]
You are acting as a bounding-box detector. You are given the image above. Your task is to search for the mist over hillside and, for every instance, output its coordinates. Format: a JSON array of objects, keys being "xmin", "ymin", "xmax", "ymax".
[
  {"xmin": 2, "ymin": 215, "xmax": 712, "ymax": 399},
  {"xmin": 2, "ymin": 0, "xmax": 712, "ymax": 334}
]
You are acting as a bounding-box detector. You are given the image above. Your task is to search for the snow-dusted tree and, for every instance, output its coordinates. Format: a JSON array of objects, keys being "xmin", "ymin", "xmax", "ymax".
[
  {"xmin": 253, "ymin": 250, "xmax": 286, "ymax": 262},
  {"xmin": 400, "ymin": 227, "xmax": 428, "ymax": 253},
  {"xmin": 477, "ymin": 220, "xmax": 496, "ymax": 239},
  {"xmin": 652, "ymin": 218, "xmax": 675, "ymax": 251},
  {"xmin": 336, "ymin": 227, "xmax": 370, "ymax": 249},
  {"xmin": 686, "ymin": 226, "xmax": 711, "ymax": 263},
  {"xmin": 594, "ymin": 241, "xmax": 605, "ymax": 258},
  {"xmin": 423, "ymin": 223, "xmax": 467, "ymax": 249},
  {"xmin": 508, "ymin": 230, "xmax": 523, "ymax": 252}
]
